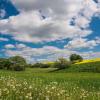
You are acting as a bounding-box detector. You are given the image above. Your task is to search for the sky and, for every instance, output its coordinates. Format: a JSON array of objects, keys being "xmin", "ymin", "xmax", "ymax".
[{"xmin": 0, "ymin": 0, "xmax": 100, "ymax": 63}]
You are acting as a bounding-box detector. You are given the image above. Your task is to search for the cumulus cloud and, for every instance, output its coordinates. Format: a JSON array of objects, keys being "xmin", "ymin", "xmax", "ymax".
[
  {"xmin": 4, "ymin": 44, "xmax": 76, "ymax": 62},
  {"xmin": 64, "ymin": 38, "xmax": 100, "ymax": 49},
  {"xmin": 81, "ymin": 51, "xmax": 100, "ymax": 59},
  {"xmin": 0, "ymin": 0, "xmax": 100, "ymax": 62},
  {"xmin": 5, "ymin": 44, "xmax": 15, "ymax": 49},
  {"xmin": 16, "ymin": 43, "xmax": 27, "ymax": 49},
  {"xmin": 3, "ymin": 43, "xmax": 100, "ymax": 63},
  {"xmin": 0, "ymin": 0, "xmax": 99, "ymax": 43}
]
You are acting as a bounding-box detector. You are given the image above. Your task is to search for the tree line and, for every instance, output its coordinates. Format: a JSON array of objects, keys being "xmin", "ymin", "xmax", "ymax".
[{"xmin": 0, "ymin": 54, "xmax": 83, "ymax": 71}]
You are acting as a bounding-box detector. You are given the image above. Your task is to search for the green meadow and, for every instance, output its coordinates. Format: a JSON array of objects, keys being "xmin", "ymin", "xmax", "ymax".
[{"xmin": 0, "ymin": 66, "xmax": 100, "ymax": 100}]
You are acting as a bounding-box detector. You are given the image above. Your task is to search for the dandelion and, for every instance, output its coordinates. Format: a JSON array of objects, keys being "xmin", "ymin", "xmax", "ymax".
[{"xmin": 25, "ymin": 95, "xmax": 29, "ymax": 99}]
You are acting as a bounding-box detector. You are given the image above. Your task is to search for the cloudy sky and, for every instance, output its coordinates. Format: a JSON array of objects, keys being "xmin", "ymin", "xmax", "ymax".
[{"xmin": 0, "ymin": 0, "xmax": 100, "ymax": 63}]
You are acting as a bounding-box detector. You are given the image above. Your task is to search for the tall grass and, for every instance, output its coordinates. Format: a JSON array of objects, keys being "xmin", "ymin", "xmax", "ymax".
[{"xmin": 0, "ymin": 69, "xmax": 100, "ymax": 100}]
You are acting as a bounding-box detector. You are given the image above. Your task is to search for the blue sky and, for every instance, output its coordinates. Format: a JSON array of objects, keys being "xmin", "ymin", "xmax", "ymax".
[{"xmin": 0, "ymin": 0, "xmax": 100, "ymax": 62}]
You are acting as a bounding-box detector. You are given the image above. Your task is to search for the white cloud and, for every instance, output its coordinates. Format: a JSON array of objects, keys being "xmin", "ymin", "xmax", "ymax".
[
  {"xmin": 16, "ymin": 43, "xmax": 27, "ymax": 49},
  {"xmin": 64, "ymin": 38, "xmax": 99, "ymax": 49},
  {"xmin": 4, "ymin": 44, "xmax": 76, "ymax": 62},
  {"xmin": 81, "ymin": 51, "xmax": 100, "ymax": 59},
  {"xmin": 0, "ymin": 37, "xmax": 9, "ymax": 41},
  {"xmin": 5, "ymin": 44, "xmax": 15, "ymax": 49},
  {"xmin": 0, "ymin": 0, "xmax": 100, "ymax": 62},
  {"xmin": 0, "ymin": 0, "xmax": 99, "ymax": 43},
  {"xmin": 4, "ymin": 44, "xmax": 100, "ymax": 63},
  {"xmin": 5, "ymin": 43, "xmax": 27, "ymax": 49}
]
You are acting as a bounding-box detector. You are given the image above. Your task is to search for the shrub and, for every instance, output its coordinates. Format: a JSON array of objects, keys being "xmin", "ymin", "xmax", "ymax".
[
  {"xmin": 31, "ymin": 63, "xmax": 42, "ymax": 68},
  {"xmin": 26, "ymin": 64, "xmax": 33, "ymax": 68},
  {"xmin": 53, "ymin": 58, "xmax": 71, "ymax": 69},
  {"xmin": 39, "ymin": 63, "xmax": 49, "ymax": 68},
  {"xmin": 13, "ymin": 64, "xmax": 25, "ymax": 71},
  {"xmin": 31, "ymin": 63, "xmax": 50, "ymax": 68}
]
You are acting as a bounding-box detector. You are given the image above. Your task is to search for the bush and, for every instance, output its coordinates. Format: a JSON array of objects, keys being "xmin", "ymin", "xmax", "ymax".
[
  {"xmin": 53, "ymin": 58, "xmax": 71, "ymax": 69},
  {"xmin": 31, "ymin": 63, "xmax": 42, "ymax": 68},
  {"xmin": 31, "ymin": 63, "xmax": 50, "ymax": 68},
  {"xmin": 26, "ymin": 64, "xmax": 33, "ymax": 68},
  {"xmin": 12, "ymin": 64, "xmax": 25, "ymax": 71}
]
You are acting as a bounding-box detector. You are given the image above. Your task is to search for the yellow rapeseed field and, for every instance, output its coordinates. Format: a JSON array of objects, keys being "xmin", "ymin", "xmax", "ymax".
[{"xmin": 75, "ymin": 58, "xmax": 100, "ymax": 64}]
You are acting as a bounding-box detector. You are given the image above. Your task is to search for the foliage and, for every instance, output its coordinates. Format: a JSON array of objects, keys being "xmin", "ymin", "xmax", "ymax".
[
  {"xmin": 53, "ymin": 58, "xmax": 71, "ymax": 69},
  {"xmin": 26, "ymin": 64, "xmax": 33, "ymax": 68},
  {"xmin": 0, "ymin": 56, "xmax": 27, "ymax": 71},
  {"xmin": 9, "ymin": 56, "xmax": 26, "ymax": 65},
  {"xmin": 70, "ymin": 54, "xmax": 83, "ymax": 63},
  {"xmin": 8, "ymin": 56, "xmax": 26, "ymax": 71},
  {"xmin": 31, "ymin": 63, "xmax": 50, "ymax": 68},
  {"xmin": 0, "ymin": 58, "xmax": 12, "ymax": 69}
]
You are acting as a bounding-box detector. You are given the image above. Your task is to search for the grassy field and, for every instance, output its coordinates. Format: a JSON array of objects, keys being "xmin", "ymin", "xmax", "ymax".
[{"xmin": 0, "ymin": 68, "xmax": 100, "ymax": 100}]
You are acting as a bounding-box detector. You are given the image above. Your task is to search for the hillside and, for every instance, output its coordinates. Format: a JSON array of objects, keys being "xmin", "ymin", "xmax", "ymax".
[{"xmin": 56, "ymin": 58, "xmax": 100, "ymax": 73}]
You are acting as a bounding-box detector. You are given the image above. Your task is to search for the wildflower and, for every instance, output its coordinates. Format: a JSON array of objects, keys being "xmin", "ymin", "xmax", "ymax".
[
  {"xmin": 27, "ymin": 92, "xmax": 32, "ymax": 97},
  {"xmin": 29, "ymin": 85, "xmax": 32, "ymax": 89}
]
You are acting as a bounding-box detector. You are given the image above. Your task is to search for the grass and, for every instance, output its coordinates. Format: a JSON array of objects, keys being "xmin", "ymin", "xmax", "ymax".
[
  {"xmin": 0, "ymin": 68, "xmax": 100, "ymax": 100},
  {"xmin": 56, "ymin": 60, "xmax": 100, "ymax": 73}
]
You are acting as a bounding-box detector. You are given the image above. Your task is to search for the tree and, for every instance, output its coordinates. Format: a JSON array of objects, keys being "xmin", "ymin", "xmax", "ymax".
[
  {"xmin": 8, "ymin": 56, "xmax": 27, "ymax": 71},
  {"xmin": 70, "ymin": 54, "xmax": 83, "ymax": 63},
  {"xmin": 54, "ymin": 58, "xmax": 71, "ymax": 69},
  {"xmin": 0, "ymin": 58, "xmax": 11, "ymax": 69},
  {"xmin": 9, "ymin": 56, "xmax": 26, "ymax": 65},
  {"xmin": 0, "ymin": 58, "xmax": 6, "ymax": 69}
]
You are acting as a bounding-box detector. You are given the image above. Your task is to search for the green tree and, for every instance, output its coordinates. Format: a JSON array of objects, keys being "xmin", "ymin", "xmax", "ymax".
[
  {"xmin": 70, "ymin": 54, "xmax": 83, "ymax": 63},
  {"xmin": 0, "ymin": 58, "xmax": 11, "ymax": 69},
  {"xmin": 8, "ymin": 56, "xmax": 27, "ymax": 71}
]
